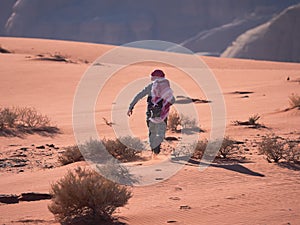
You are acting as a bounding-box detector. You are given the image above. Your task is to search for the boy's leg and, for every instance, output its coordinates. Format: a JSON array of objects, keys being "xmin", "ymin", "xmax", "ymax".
[{"xmin": 149, "ymin": 121, "xmax": 166, "ymax": 155}]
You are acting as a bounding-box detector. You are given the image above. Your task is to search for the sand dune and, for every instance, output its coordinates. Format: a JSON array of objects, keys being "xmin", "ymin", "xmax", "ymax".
[{"xmin": 0, "ymin": 37, "xmax": 300, "ymax": 225}]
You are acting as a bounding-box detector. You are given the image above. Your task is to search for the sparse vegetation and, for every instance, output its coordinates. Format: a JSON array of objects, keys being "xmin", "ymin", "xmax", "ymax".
[
  {"xmin": 0, "ymin": 108, "xmax": 18, "ymax": 129},
  {"xmin": 102, "ymin": 136, "xmax": 144, "ymax": 162},
  {"xmin": 0, "ymin": 106, "xmax": 58, "ymax": 136},
  {"xmin": 15, "ymin": 107, "xmax": 51, "ymax": 127},
  {"xmin": 258, "ymin": 134, "xmax": 285, "ymax": 163},
  {"xmin": 289, "ymin": 93, "xmax": 300, "ymax": 109},
  {"xmin": 218, "ymin": 136, "xmax": 240, "ymax": 159},
  {"xmin": 259, "ymin": 134, "xmax": 300, "ymax": 164},
  {"xmin": 167, "ymin": 110, "xmax": 181, "ymax": 132},
  {"xmin": 48, "ymin": 167, "xmax": 132, "ymax": 224},
  {"xmin": 233, "ymin": 114, "xmax": 265, "ymax": 128},
  {"xmin": 191, "ymin": 139, "xmax": 208, "ymax": 159},
  {"xmin": 77, "ymin": 136, "xmax": 144, "ymax": 164},
  {"xmin": 191, "ymin": 137, "xmax": 240, "ymax": 160},
  {"xmin": 180, "ymin": 114, "xmax": 198, "ymax": 130},
  {"xmin": 58, "ymin": 145, "xmax": 83, "ymax": 165},
  {"xmin": 167, "ymin": 110, "xmax": 200, "ymax": 132}
]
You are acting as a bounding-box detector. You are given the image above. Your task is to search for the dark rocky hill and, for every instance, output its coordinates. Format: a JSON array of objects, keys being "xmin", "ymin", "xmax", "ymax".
[{"xmin": 221, "ymin": 4, "xmax": 300, "ymax": 62}]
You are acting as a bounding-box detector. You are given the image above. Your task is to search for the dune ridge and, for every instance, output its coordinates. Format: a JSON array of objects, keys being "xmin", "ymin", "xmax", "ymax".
[{"xmin": 0, "ymin": 37, "xmax": 300, "ymax": 225}]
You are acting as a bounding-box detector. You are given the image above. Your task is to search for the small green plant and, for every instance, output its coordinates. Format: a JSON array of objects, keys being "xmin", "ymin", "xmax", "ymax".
[
  {"xmin": 289, "ymin": 93, "xmax": 300, "ymax": 109},
  {"xmin": 58, "ymin": 145, "xmax": 84, "ymax": 165},
  {"xmin": 48, "ymin": 167, "xmax": 132, "ymax": 224}
]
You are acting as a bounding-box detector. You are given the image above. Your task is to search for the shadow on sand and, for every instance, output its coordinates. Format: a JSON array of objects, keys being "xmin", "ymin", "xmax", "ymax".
[
  {"xmin": 0, "ymin": 126, "xmax": 61, "ymax": 138},
  {"xmin": 172, "ymin": 157, "xmax": 265, "ymax": 177}
]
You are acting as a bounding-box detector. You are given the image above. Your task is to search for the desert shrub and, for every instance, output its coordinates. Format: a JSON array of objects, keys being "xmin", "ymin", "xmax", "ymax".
[
  {"xmin": 191, "ymin": 137, "xmax": 239, "ymax": 160},
  {"xmin": 79, "ymin": 137, "xmax": 143, "ymax": 163},
  {"xmin": 218, "ymin": 136, "xmax": 240, "ymax": 159},
  {"xmin": 102, "ymin": 136, "xmax": 143, "ymax": 162},
  {"xmin": 289, "ymin": 93, "xmax": 300, "ymax": 109},
  {"xmin": 191, "ymin": 139, "xmax": 208, "ymax": 159},
  {"xmin": 0, "ymin": 108, "xmax": 18, "ymax": 128},
  {"xmin": 284, "ymin": 141, "xmax": 300, "ymax": 164},
  {"xmin": 180, "ymin": 114, "xmax": 198, "ymax": 129},
  {"xmin": 48, "ymin": 167, "xmax": 132, "ymax": 224},
  {"xmin": 167, "ymin": 110, "xmax": 200, "ymax": 132},
  {"xmin": 167, "ymin": 110, "xmax": 181, "ymax": 132},
  {"xmin": 15, "ymin": 107, "xmax": 50, "ymax": 127},
  {"xmin": 58, "ymin": 145, "xmax": 84, "ymax": 165},
  {"xmin": 79, "ymin": 139, "xmax": 108, "ymax": 163},
  {"xmin": 258, "ymin": 134, "xmax": 286, "ymax": 163}
]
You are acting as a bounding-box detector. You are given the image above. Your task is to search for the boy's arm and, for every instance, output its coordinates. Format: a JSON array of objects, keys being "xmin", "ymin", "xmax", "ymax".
[{"xmin": 127, "ymin": 84, "xmax": 152, "ymax": 116}]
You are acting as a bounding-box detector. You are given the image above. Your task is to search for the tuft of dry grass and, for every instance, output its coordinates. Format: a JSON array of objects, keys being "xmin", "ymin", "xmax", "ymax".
[
  {"xmin": 48, "ymin": 167, "xmax": 132, "ymax": 224},
  {"xmin": 58, "ymin": 145, "xmax": 83, "ymax": 165},
  {"xmin": 289, "ymin": 93, "xmax": 300, "ymax": 109}
]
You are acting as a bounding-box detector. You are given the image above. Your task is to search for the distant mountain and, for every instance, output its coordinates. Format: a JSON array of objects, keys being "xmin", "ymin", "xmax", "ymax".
[
  {"xmin": 1, "ymin": 0, "xmax": 300, "ymax": 62},
  {"xmin": 0, "ymin": 0, "xmax": 15, "ymax": 35},
  {"xmin": 221, "ymin": 4, "xmax": 300, "ymax": 62}
]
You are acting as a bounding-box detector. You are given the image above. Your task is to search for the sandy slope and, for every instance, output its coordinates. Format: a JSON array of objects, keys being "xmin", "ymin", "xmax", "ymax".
[{"xmin": 0, "ymin": 37, "xmax": 300, "ymax": 225}]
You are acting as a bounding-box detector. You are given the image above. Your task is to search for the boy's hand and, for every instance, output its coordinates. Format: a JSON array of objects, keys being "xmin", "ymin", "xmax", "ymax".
[{"xmin": 127, "ymin": 109, "xmax": 133, "ymax": 117}]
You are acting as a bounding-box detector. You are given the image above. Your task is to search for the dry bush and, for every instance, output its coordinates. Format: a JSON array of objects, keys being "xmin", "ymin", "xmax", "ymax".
[
  {"xmin": 15, "ymin": 107, "xmax": 51, "ymax": 128},
  {"xmin": 180, "ymin": 114, "xmax": 198, "ymax": 129},
  {"xmin": 167, "ymin": 110, "xmax": 181, "ymax": 132},
  {"xmin": 58, "ymin": 145, "xmax": 83, "ymax": 165},
  {"xmin": 289, "ymin": 93, "xmax": 300, "ymax": 109},
  {"xmin": 284, "ymin": 142, "xmax": 300, "ymax": 164},
  {"xmin": 102, "ymin": 136, "xmax": 143, "ymax": 162},
  {"xmin": 79, "ymin": 137, "xmax": 144, "ymax": 163},
  {"xmin": 191, "ymin": 137, "xmax": 239, "ymax": 160},
  {"xmin": 218, "ymin": 136, "xmax": 240, "ymax": 159},
  {"xmin": 167, "ymin": 110, "xmax": 200, "ymax": 132},
  {"xmin": 48, "ymin": 167, "xmax": 132, "ymax": 224},
  {"xmin": 191, "ymin": 139, "xmax": 208, "ymax": 159},
  {"xmin": 0, "ymin": 108, "xmax": 18, "ymax": 128},
  {"xmin": 258, "ymin": 134, "xmax": 286, "ymax": 163}
]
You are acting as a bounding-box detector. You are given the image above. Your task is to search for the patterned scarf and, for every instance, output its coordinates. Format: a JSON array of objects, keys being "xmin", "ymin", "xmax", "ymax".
[{"xmin": 150, "ymin": 78, "xmax": 173, "ymax": 123}]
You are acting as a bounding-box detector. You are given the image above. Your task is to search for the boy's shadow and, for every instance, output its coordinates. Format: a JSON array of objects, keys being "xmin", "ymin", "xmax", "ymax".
[{"xmin": 172, "ymin": 157, "xmax": 265, "ymax": 177}]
